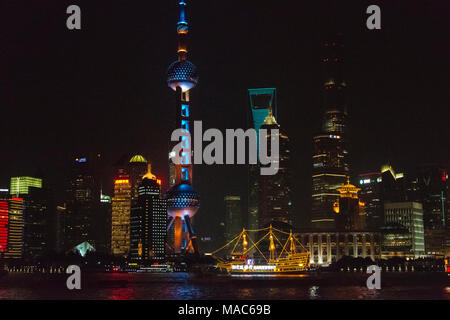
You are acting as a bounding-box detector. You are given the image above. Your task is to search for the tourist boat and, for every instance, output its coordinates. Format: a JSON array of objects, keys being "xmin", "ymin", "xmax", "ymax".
[
  {"xmin": 138, "ymin": 264, "xmax": 173, "ymax": 273},
  {"xmin": 212, "ymin": 225, "xmax": 310, "ymax": 275}
]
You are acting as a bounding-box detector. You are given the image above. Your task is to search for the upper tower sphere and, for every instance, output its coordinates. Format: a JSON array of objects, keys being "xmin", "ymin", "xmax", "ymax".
[{"xmin": 167, "ymin": 60, "xmax": 198, "ymax": 92}]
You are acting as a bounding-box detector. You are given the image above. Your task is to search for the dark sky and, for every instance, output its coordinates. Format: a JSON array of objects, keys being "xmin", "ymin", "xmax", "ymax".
[{"xmin": 1, "ymin": 0, "xmax": 449, "ymax": 243}]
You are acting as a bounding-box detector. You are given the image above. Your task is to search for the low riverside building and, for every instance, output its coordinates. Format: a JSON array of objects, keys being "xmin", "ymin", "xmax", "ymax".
[{"xmin": 294, "ymin": 230, "xmax": 381, "ymax": 266}]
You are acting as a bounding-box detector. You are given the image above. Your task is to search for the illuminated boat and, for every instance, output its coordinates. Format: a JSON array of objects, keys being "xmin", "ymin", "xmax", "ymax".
[
  {"xmin": 138, "ymin": 264, "xmax": 173, "ymax": 273},
  {"xmin": 212, "ymin": 225, "xmax": 310, "ymax": 274}
]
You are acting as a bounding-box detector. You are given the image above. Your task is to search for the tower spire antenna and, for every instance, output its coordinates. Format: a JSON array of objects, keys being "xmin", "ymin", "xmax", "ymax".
[
  {"xmin": 176, "ymin": 0, "xmax": 189, "ymax": 61},
  {"xmin": 179, "ymin": 1, "xmax": 187, "ymax": 23}
]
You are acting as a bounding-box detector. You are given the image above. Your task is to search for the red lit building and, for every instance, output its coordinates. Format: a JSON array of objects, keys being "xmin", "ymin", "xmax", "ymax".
[{"xmin": 0, "ymin": 201, "xmax": 8, "ymax": 253}]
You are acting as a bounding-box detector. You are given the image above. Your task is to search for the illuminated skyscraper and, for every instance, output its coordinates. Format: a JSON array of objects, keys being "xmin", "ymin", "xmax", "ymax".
[
  {"xmin": 311, "ymin": 35, "xmax": 349, "ymax": 229},
  {"xmin": 5, "ymin": 198, "xmax": 24, "ymax": 259},
  {"xmin": 95, "ymin": 192, "xmax": 112, "ymax": 254},
  {"xmin": 258, "ymin": 109, "xmax": 293, "ymax": 228},
  {"xmin": 384, "ymin": 202, "xmax": 425, "ymax": 258},
  {"xmin": 358, "ymin": 171, "xmax": 383, "ymax": 230},
  {"xmin": 165, "ymin": 0, "xmax": 200, "ymax": 254},
  {"xmin": 247, "ymin": 88, "xmax": 278, "ymax": 231},
  {"xmin": 224, "ymin": 196, "xmax": 242, "ymax": 243},
  {"xmin": 10, "ymin": 177, "xmax": 42, "ymax": 197},
  {"xmin": 110, "ymin": 154, "xmax": 150, "ymax": 257},
  {"xmin": 0, "ymin": 200, "xmax": 8, "ymax": 254},
  {"xmin": 130, "ymin": 165, "xmax": 167, "ymax": 262},
  {"xmin": 9, "ymin": 176, "xmax": 50, "ymax": 259},
  {"xmin": 64, "ymin": 156, "xmax": 100, "ymax": 250},
  {"xmin": 335, "ymin": 179, "xmax": 365, "ymax": 231},
  {"xmin": 358, "ymin": 165, "xmax": 407, "ymax": 231},
  {"xmin": 111, "ymin": 174, "xmax": 131, "ymax": 256},
  {"xmin": 129, "ymin": 154, "xmax": 149, "ymax": 206},
  {"xmin": 407, "ymin": 164, "xmax": 449, "ymax": 256},
  {"xmin": 248, "ymin": 88, "xmax": 278, "ymax": 145},
  {"xmin": 411, "ymin": 164, "xmax": 449, "ymax": 230},
  {"xmin": 22, "ymin": 187, "xmax": 53, "ymax": 259}
]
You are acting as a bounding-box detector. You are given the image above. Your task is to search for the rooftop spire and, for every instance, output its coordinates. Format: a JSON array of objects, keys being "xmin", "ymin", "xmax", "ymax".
[
  {"xmin": 263, "ymin": 107, "xmax": 278, "ymax": 126},
  {"xmin": 177, "ymin": 1, "xmax": 189, "ymax": 60},
  {"xmin": 143, "ymin": 163, "xmax": 156, "ymax": 180}
]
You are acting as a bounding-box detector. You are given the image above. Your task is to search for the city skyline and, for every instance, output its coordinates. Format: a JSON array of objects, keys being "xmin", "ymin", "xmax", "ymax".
[
  {"xmin": 1, "ymin": 0, "xmax": 449, "ymax": 242},
  {"xmin": 0, "ymin": 0, "xmax": 450, "ymax": 304}
]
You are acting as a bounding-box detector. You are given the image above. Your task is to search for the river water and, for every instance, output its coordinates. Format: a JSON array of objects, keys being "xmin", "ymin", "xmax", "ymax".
[{"xmin": 0, "ymin": 272, "xmax": 449, "ymax": 300}]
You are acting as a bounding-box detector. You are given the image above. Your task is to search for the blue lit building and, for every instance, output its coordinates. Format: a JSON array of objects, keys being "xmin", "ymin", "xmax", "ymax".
[{"xmin": 247, "ymin": 88, "xmax": 278, "ymax": 231}]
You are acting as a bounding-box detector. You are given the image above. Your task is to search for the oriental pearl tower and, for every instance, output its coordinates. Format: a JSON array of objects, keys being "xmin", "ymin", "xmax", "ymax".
[{"xmin": 165, "ymin": 0, "xmax": 200, "ymax": 255}]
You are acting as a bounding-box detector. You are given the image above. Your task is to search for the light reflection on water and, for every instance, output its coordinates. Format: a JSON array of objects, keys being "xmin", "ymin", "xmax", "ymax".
[
  {"xmin": 108, "ymin": 287, "xmax": 135, "ymax": 300},
  {"xmin": 0, "ymin": 272, "xmax": 448, "ymax": 300},
  {"xmin": 231, "ymin": 274, "xmax": 309, "ymax": 279}
]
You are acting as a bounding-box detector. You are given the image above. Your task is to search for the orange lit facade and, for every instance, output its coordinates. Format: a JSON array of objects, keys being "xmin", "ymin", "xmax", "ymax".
[
  {"xmin": 5, "ymin": 198, "xmax": 24, "ymax": 259},
  {"xmin": 111, "ymin": 175, "xmax": 131, "ymax": 256},
  {"xmin": 335, "ymin": 180, "xmax": 366, "ymax": 231}
]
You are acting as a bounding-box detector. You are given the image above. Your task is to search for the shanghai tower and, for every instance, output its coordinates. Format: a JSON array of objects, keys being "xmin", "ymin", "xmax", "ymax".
[
  {"xmin": 311, "ymin": 34, "xmax": 350, "ymax": 230},
  {"xmin": 165, "ymin": 0, "xmax": 200, "ymax": 254}
]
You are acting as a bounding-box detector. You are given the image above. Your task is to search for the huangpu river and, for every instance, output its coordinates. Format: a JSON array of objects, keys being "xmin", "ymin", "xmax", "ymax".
[{"xmin": 0, "ymin": 272, "xmax": 449, "ymax": 300}]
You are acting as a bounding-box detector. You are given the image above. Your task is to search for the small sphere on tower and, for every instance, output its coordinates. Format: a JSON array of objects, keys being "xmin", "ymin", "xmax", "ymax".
[{"xmin": 167, "ymin": 60, "xmax": 198, "ymax": 92}]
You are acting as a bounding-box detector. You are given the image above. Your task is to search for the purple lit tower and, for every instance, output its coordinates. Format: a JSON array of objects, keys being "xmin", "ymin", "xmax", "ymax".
[{"xmin": 165, "ymin": 0, "xmax": 200, "ymax": 254}]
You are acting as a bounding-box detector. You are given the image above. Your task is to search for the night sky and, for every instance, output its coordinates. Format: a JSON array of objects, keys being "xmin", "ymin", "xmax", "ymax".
[{"xmin": 1, "ymin": 0, "xmax": 449, "ymax": 244}]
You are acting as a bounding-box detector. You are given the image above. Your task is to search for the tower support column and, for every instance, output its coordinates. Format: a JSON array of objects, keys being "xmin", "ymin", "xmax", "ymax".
[{"xmin": 174, "ymin": 216, "xmax": 182, "ymax": 253}]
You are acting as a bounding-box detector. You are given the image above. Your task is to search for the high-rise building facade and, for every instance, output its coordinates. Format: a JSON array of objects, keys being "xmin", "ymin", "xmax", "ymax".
[
  {"xmin": 311, "ymin": 35, "xmax": 349, "ymax": 229},
  {"xmin": 111, "ymin": 174, "xmax": 131, "ymax": 257},
  {"xmin": 165, "ymin": 0, "xmax": 200, "ymax": 255},
  {"xmin": 0, "ymin": 200, "xmax": 8, "ymax": 254},
  {"xmin": 358, "ymin": 165, "xmax": 407, "ymax": 231},
  {"xmin": 130, "ymin": 166, "xmax": 167, "ymax": 262},
  {"xmin": 95, "ymin": 192, "xmax": 112, "ymax": 254},
  {"xmin": 383, "ymin": 202, "xmax": 425, "ymax": 258},
  {"xmin": 8, "ymin": 176, "xmax": 51, "ymax": 259},
  {"xmin": 5, "ymin": 198, "xmax": 24, "ymax": 259},
  {"xmin": 129, "ymin": 155, "xmax": 149, "ymax": 206},
  {"xmin": 358, "ymin": 171, "xmax": 383, "ymax": 230},
  {"xmin": 224, "ymin": 196, "xmax": 242, "ymax": 243},
  {"xmin": 64, "ymin": 156, "xmax": 102, "ymax": 250},
  {"xmin": 407, "ymin": 164, "xmax": 449, "ymax": 257},
  {"xmin": 22, "ymin": 187, "xmax": 53, "ymax": 259},
  {"xmin": 10, "ymin": 177, "xmax": 42, "ymax": 197},
  {"xmin": 247, "ymin": 88, "xmax": 278, "ymax": 231},
  {"xmin": 410, "ymin": 164, "xmax": 449, "ymax": 229},
  {"xmin": 258, "ymin": 109, "xmax": 293, "ymax": 228},
  {"xmin": 335, "ymin": 179, "xmax": 365, "ymax": 231}
]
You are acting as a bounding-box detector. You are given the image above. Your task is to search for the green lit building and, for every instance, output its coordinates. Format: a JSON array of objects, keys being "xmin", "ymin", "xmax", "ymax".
[{"xmin": 10, "ymin": 177, "xmax": 42, "ymax": 196}]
